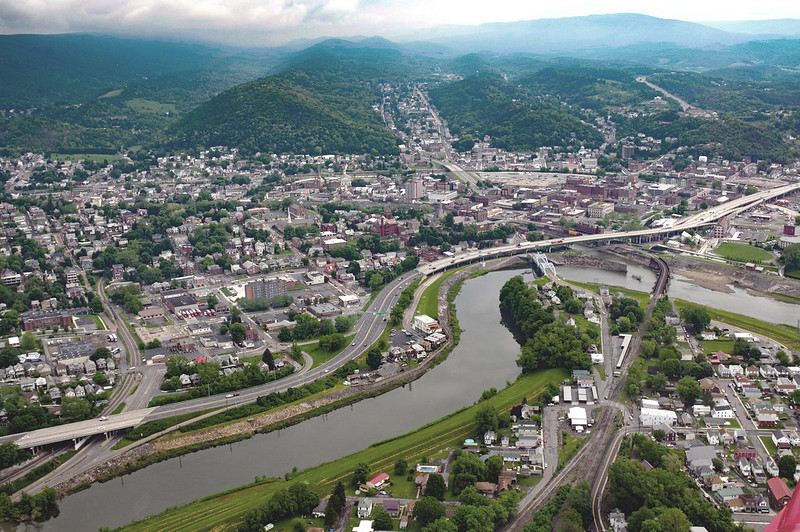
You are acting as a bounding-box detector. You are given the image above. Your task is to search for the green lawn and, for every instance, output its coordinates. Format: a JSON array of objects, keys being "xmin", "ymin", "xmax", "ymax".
[
  {"xmin": 78, "ymin": 314, "xmax": 107, "ymax": 330},
  {"xmin": 569, "ymin": 281, "xmax": 650, "ymax": 307},
  {"xmin": 305, "ymin": 334, "xmax": 357, "ymax": 369},
  {"xmin": 700, "ymin": 339, "xmax": 735, "ymax": 355},
  {"xmin": 674, "ymin": 299, "xmax": 800, "ymax": 350},
  {"xmin": 715, "ymin": 242, "xmax": 773, "ymax": 262},
  {"xmin": 49, "ymin": 153, "xmax": 120, "ymax": 163},
  {"xmin": 559, "ymin": 431, "xmax": 585, "ymax": 469},
  {"xmin": 125, "ymin": 98, "xmax": 177, "ymax": 114},
  {"xmin": 760, "ymin": 436, "xmax": 778, "ymax": 454},
  {"xmin": 416, "ymin": 267, "xmax": 465, "ymax": 319},
  {"xmin": 111, "ymin": 403, "xmax": 126, "ymax": 415},
  {"xmin": 119, "ymin": 368, "xmax": 567, "ymax": 532}
]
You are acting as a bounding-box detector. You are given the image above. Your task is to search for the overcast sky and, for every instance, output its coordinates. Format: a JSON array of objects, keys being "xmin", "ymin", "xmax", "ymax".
[{"xmin": 1, "ymin": 0, "xmax": 799, "ymax": 45}]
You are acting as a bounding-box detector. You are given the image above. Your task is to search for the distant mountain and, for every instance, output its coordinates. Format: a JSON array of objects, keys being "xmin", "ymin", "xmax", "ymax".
[
  {"xmin": 170, "ymin": 51, "xmax": 401, "ymax": 156},
  {"xmin": 0, "ymin": 34, "xmax": 235, "ymax": 108},
  {"xmin": 428, "ymin": 73, "xmax": 603, "ymax": 151},
  {"xmin": 404, "ymin": 13, "xmax": 757, "ymax": 54},
  {"xmin": 703, "ymin": 19, "xmax": 800, "ymax": 36}
]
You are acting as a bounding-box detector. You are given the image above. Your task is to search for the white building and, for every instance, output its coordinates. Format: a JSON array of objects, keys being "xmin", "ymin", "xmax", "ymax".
[
  {"xmin": 568, "ymin": 407, "xmax": 588, "ymax": 432},
  {"xmin": 640, "ymin": 407, "xmax": 677, "ymax": 427},
  {"xmin": 413, "ymin": 314, "xmax": 439, "ymax": 334}
]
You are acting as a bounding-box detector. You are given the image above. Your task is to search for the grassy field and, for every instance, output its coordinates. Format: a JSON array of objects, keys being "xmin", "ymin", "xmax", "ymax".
[
  {"xmin": 49, "ymin": 153, "xmax": 120, "ymax": 163},
  {"xmin": 125, "ymin": 98, "xmax": 177, "ymax": 114},
  {"xmin": 305, "ymin": 333, "xmax": 357, "ymax": 369},
  {"xmin": 559, "ymin": 431, "xmax": 585, "ymax": 470},
  {"xmin": 98, "ymin": 89, "xmax": 124, "ymax": 98},
  {"xmin": 569, "ymin": 281, "xmax": 650, "ymax": 307},
  {"xmin": 78, "ymin": 314, "xmax": 107, "ymax": 331},
  {"xmin": 416, "ymin": 267, "xmax": 464, "ymax": 319},
  {"xmin": 700, "ymin": 339, "xmax": 735, "ymax": 355},
  {"xmin": 110, "ymin": 403, "xmax": 126, "ymax": 415},
  {"xmin": 120, "ymin": 368, "xmax": 567, "ymax": 532},
  {"xmin": 715, "ymin": 242, "xmax": 773, "ymax": 262},
  {"xmin": 674, "ymin": 299, "xmax": 800, "ymax": 350},
  {"xmin": 760, "ymin": 435, "xmax": 778, "ymax": 454}
]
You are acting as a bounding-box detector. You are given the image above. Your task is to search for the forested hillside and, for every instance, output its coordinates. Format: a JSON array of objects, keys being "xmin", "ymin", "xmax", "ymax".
[
  {"xmin": 429, "ymin": 73, "xmax": 603, "ymax": 151},
  {"xmin": 171, "ymin": 52, "xmax": 402, "ymax": 156}
]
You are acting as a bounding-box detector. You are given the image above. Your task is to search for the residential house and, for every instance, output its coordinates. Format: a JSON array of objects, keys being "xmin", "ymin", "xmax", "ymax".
[
  {"xmin": 767, "ymin": 477, "xmax": 792, "ymax": 509},
  {"xmin": 357, "ymin": 499, "xmax": 373, "ymax": 518},
  {"xmin": 738, "ymin": 457, "xmax": 751, "ymax": 477}
]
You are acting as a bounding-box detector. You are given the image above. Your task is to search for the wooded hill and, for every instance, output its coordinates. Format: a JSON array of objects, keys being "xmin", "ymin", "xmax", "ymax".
[
  {"xmin": 428, "ymin": 73, "xmax": 604, "ymax": 151},
  {"xmin": 170, "ymin": 50, "xmax": 403, "ymax": 156}
]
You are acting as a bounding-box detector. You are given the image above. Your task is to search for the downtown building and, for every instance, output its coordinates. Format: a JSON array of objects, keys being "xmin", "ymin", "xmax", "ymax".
[{"xmin": 244, "ymin": 278, "xmax": 287, "ymax": 301}]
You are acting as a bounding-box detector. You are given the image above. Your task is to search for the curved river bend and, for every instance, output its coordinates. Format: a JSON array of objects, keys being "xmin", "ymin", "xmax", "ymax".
[
  {"xmin": 23, "ymin": 269, "xmax": 532, "ymax": 532},
  {"xmin": 16, "ymin": 257, "xmax": 799, "ymax": 531}
]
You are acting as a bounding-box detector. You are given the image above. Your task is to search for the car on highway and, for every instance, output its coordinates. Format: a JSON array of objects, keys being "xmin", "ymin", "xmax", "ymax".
[
  {"xmin": 225, "ymin": 394, "xmax": 234, "ymax": 398},
  {"xmin": 99, "ymin": 415, "xmax": 108, "ymax": 421}
]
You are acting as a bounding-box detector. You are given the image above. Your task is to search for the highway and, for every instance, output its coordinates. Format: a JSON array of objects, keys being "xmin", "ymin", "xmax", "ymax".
[{"xmin": 4, "ymin": 178, "xmax": 797, "ymax": 498}]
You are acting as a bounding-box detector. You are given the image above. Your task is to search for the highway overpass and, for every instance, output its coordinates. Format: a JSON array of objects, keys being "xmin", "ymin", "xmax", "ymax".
[
  {"xmin": 2, "ymin": 182, "xmax": 797, "ymax": 452},
  {"xmin": 3, "ymin": 408, "xmax": 155, "ymax": 450},
  {"xmin": 418, "ymin": 182, "xmax": 800, "ymax": 276}
]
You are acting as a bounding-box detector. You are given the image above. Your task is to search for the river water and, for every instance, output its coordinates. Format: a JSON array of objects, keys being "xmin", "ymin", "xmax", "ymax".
[
  {"xmin": 24, "ymin": 269, "xmax": 531, "ymax": 532},
  {"xmin": 558, "ymin": 249, "xmax": 800, "ymax": 325},
  {"xmin": 17, "ymin": 254, "xmax": 799, "ymax": 531}
]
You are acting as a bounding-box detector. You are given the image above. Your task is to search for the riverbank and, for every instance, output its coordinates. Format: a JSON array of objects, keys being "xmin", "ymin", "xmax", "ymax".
[
  {"xmin": 49, "ymin": 259, "xmax": 511, "ymax": 498},
  {"xmin": 597, "ymin": 244, "xmax": 800, "ymax": 302},
  {"xmin": 120, "ymin": 368, "xmax": 567, "ymax": 532},
  {"xmin": 548, "ymin": 253, "xmax": 627, "ymax": 272}
]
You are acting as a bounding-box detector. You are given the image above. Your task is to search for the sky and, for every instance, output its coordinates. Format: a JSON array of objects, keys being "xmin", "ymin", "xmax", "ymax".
[{"xmin": 1, "ymin": 0, "xmax": 799, "ymax": 45}]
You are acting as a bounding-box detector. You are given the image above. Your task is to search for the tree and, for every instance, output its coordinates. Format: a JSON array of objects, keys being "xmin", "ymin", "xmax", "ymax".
[
  {"xmin": 366, "ymin": 347, "xmax": 383, "ymax": 370},
  {"xmin": 677, "ymin": 377, "xmax": 702, "ymax": 404},
  {"xmin": 679, "ymin": 304, "xmax": 710, "ymax": 333},
  {"xmin": 261, "ymin": 348, "xmax": 275, "ymax": 370},
  {"xmin": 325, "ymin": 482, "xmax": 346, "ymax": 529},
  {"xmin": 206, "ymin": 294, "xmax": 218, "ymax": 309},
  {"xmin": 424, "ymin": 473, "xmax": 447, "ymax": 500},
  {"xmin": 485, "ymin": 455, "xmax": 504, "ymax": 483},
  {"xmin": 422, "ymin": 518, "xmax": 457, "ymax": 532},
  {"xmin": 19, "ymin": 332, "xmax": 38, "ymax": 352},
  {"xmin": 373, "ymin": 508, "xmax": 394, "ymax": 531},
  {"xmin": 89, "ymin": 296, "xmax": 104, "ymax": 314},
  {"xmin": 145, "ymin": 339, "xmax": 162, "ymax": 349},
  {"xmin": 475, "ymin": 403, "xmax": 499, "ymax": 434},
  {"xmin": 414, "ymin": 496, "xmax": 445, "ymax": 527},
  {"xmin": 278, "ymin": 327, "xmax": 292, "ymax": 342},
  {"xmin": 0, "ymin": 310, "xmax": 19, "ymax": 334},
  {"xmin": 0, "ymin": 442, "xmax": 20, "ymax": 470},
  {"xmin": 229, "ymin": 322, "xmax": 246, "ymax": 344},
  {"xmin": 197, "ymin": 362, "xmax": 220, "ymax": 385},
  {"xmin": 394, "ymin": 459, "xmax": 408, "ymax": 477},
  {"xmin": 353, "ymin": 462, "xmax": 370, "ymax": 486},
  {"xmin": 369, "ymin": 273, "xmax": 385, "ymax": 291},
  {"xmin": 288, "ymin": 482, "xmax": 319, "ymax": 515},
  {"xmin": 659, "ymin": 358, "xmax": 682, "ymax": 380},
  {"xmin": 657, "ymin": 507, "xmax": 691, "ymax": 532},
  {"xmin": 778, "ymin": 454, "xmax": 796, "ymax": 479},
  {"xmin": 319, "ymin": 333, "xmax": 346, "ymax": 352},
  {"xmin": 61, "ymin": 397, "xmax": 92, "ymax": 422},
  {"xmin": 93, "ymin": 372, "xmax": 108, "ymax": 386}
]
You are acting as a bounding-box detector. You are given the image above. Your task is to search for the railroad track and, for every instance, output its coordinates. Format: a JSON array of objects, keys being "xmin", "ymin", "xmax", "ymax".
[{"xmin": 505, "ymin": 251, "xmax": 672, "ymax": 531}]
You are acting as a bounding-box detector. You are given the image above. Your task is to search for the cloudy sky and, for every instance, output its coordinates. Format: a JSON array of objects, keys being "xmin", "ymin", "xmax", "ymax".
[{"xmin": 1, "ymin": 0, "xmax": 799, "ymax": 45}]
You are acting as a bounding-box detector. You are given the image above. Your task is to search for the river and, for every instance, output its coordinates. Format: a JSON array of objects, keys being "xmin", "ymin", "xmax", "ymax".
[
  {"xmin": 557, "ymin": 249, "xmax": 800, "ymax": 325},
  {"xmin": 17, "ymin": 254, "xmax": 799, "ymax": 531},
  {"xmin": 22, "ymin": 269, "xmax": 532, "ymax": 532}
]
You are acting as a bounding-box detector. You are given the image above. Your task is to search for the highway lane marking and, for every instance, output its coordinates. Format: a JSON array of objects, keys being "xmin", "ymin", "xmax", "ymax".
[{"xmin": 592, "ymin": 429, "xmax": 628, "ymax": 532}]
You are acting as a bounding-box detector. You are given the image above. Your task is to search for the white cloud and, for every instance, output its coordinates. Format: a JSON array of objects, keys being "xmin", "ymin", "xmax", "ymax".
[{"xmin": 1, "ymin": 0, "xmax": 800, "ymax": 44}]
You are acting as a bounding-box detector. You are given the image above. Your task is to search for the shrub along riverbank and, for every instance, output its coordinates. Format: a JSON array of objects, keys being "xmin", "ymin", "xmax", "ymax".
[{"xmin": 119, "ymin": 368, "xmax": 567, "ymax": 532}]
